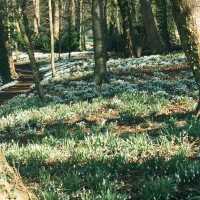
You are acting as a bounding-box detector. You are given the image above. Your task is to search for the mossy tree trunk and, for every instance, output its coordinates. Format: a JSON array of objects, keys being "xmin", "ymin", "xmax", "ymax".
[
  {"xmin": 92, "ymin": 0, "xmax": 108, "ymax": 85},
  {"xmin": 170, "ymin": 0, "xmax": 200, "ymax": 116}
]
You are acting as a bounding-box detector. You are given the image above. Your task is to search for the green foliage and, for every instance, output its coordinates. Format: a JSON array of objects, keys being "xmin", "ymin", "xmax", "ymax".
[
  {"xmin": 28, "ymin": 29, "xmax": 79, "ymax": 53},
  {"xmin": 107, "ymin": 26, "xmax": 124, "ymax": 52},
  {"xmin": 32, "ymin": 33, "xmax": 51, "ymax": 53},
  {"xmin": 12, "ymin": 31, "xmax": 25, "ymax": 50},
  {"xmin": 55, "ymin": 29, "xmax": 79, "ymax": 53},
  {"xmin": 138, "ymin": 177, "xmax": 175, "ymax": 200}
]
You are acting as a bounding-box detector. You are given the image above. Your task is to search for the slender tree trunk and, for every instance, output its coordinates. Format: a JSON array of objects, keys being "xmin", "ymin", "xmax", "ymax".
[
  {"xmin": 53, "ymin": 0, "xmax": 60, "ymax": 41},
  {"xmin": 67, "ymin": 0, "xmax": 72, "ymax": 59},
  {"xmin": 58, "ymin": 2, "xmax": 62, "ymax": 59},
  {"xmin": 103, "ymin": 0, "xmax": 108, "ymax": 60},
  {"xmin": 170, "ymin": 0, "xmax": 200, "ymax": 116},
  {"xmin": 155, "ymin": 0, "xmax": 171, "ymax": 51},
  {"xmin": 6, "ymin": 40, "xmax": 19, "ymax": 80},
  {"xmin": 92, "ymin": 0, "xmax": 108, "ymax": 85},
  {"xmin": 75, "ymin": 0, "xmax": 81, "ymax": 33},
  {"xmin": 13, "ymin": 0, "xmax": 44, "ymax": 100},
  {"xmin": 140, "ymin": 0, "xmax": 163, "ymax": 54},
  {"xmin": 117, "ymin": 0, "xmax": 136, "ymax": 58},
  {"xmin": 79, "ymin": 0, "xmax": 85, "ymax": 51},
  {"xmin": 14, "ymin": 21, "xmax": 20, "ymax": 61},
  {"xmin": 15, "ymin": 42, "xmax": 19, "ymax": 62},
  {"xmin": 71, "ymin": 0, "xmax": 76, "ymax": 27},
  {"xmin": 33, "ymin": 0, "xmax": 40, "ymax": 36},
  {"xmin": 49, "ymin": 0, "xmax": 56, "ymax": 77},
  {"xmin": 4, "ymin": 0, "xmax": 19, "ymax": 79},
  {"xmin": 114, "ymin": 0, "xmax": 122, "ymax": 35}
]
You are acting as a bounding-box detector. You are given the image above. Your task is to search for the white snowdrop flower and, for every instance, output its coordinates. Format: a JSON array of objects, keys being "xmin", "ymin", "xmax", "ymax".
[{"xmin": 175, "ymin": 173, "xmax": 180, "ymax": 179}]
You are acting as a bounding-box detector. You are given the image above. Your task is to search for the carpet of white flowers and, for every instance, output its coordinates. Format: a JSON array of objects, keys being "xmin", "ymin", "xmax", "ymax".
[{"xmin": 0, "ymin": 51, "xmax": 200, "ymax": 200}]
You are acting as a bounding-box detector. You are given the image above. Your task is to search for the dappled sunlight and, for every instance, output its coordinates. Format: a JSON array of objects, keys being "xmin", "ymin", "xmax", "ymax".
[{"xmin": 0, "ymin": 51, "xmax": 200, "ymax": 199}]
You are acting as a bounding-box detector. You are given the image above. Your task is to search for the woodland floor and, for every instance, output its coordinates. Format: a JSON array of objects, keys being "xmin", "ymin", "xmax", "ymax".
[
  {"xmin": 0, "ymin": 57, "xmax": 199, "ymax": 198},
  {"xmin": 0, "ymin": 62, "xmax": 197, "ymax": 133},
  {"xmin": 0, "ymin": 57, "xmax": 199, "ymax": 199}
]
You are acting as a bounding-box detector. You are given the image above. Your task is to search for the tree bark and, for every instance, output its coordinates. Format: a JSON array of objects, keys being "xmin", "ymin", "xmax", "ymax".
[
  {"xmin": 13, "ymin": 0, "xmax": 44, "ymax": 100},
  {"xmin": 155, "ymin": 0, "xmax": 171, "ymax": 51},
  {"xmin": 79, "ymin": 0, "xmax": 85, "ymax": 51},
  {"xmin": 117, "ymin": 0, "xmax": 136, "ymax": 58},
  {"xmin": 0, "ymin": 1, "xmax": 19, "ymax": 83},
  {"xmin": 53, "ymin": 0, "xmax": 60, "ymax": 41},
  {"xmin": 170, "ymin": 0, "xmax": 200, "ymax": 116},
  {"xmin": 67, "ymin": 0, "xmax": 72, "ymax": 59},
  {"xmin": 0, "ymin": 17, "xmax": 11, "ymax": 84},
  {"xmin": 0, "ymin": 151, "xmax": 37, "ymax": 199},
  {"xmin": 103, "ymin": 0, "xmax": 108, "ymax": 60},
  {"xmin": 6, "ymin": 40, "xmax": 19, "ymax": 80},
  {"xmin": 92, "ymin": 0, "xmax": 108, "ymax": 85},
  {"xmin": 33, "ymin": 0, "xmax": 40, "ymax": 36},
  {"xmin": 140, "ymin": 0, "xmax": 163, "ymax": 54},
  {"xmin": 4, "ymin": 0, "xmax": 19, "ymax": 79},
  {"xmin": 49, "ymin": 0, "xmax": 56, "ymax": 77}
]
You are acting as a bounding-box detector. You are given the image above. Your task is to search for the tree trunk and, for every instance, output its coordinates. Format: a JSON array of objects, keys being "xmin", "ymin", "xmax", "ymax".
[
  {"xmin": 155, "ymin": 0, "xmax": 171, "ymax": 51},
  {"xmin": 13, "ymin": 0, "xmax": 44, "ymax": 100},
  {"xmin": 117, "ymin": 0, "xmax": 136, "ymax": 58},
  {"xmin": 49, "ymin": 0, "xmax": 56, "ymax": 77},
  {"xmin": 0, "ymin": 151, "xmax": 37, "ymax": 199},
  {"xmin": 114, "ymin": 0, "xmax": 122, "ymax": 35},
  {"xmin": 140, "ymin": 0, "xmax": 163, "ymax": 54},
  {"xmin": 170, "ymin": 0, "xmax": 200, "ymax": 116},
  {"xmin": 0, "ymin": 1, "xmax": 18, "ymax": 83},
  {"xmin": 4, "ymin": 9, "xmax": 19, "ymax": 79},
  {"xmin": 92, "ymin": 0, "xmax": 108, "ymax": 85},
  {"xmin": 6, "ymin": 40, "xmax": 19, "ymax": 80},
  {"xmin": 103, "ymin": 0, "xmax": 108, "ymax": 60},
  {"xmin": 53, "ymin": 0, "xmax": 60, "ymax": 41},
  {"xmin": 79, "ymin": 0, "xmax": 85, "ymax": 51},
  {"xmin": 71, "ymin": 0, "xmax": 76, "ymax": 27},
  {"xmin": 0, "ymin": 17, "xmax": 11, "ymax": 84},
  {"xmin": 33, "ymin": 0, "xmax": 40, "ymax": 36},
  {"xmin": 67, "ymin": 0, "xmax": 72, "ymax": 59}
]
